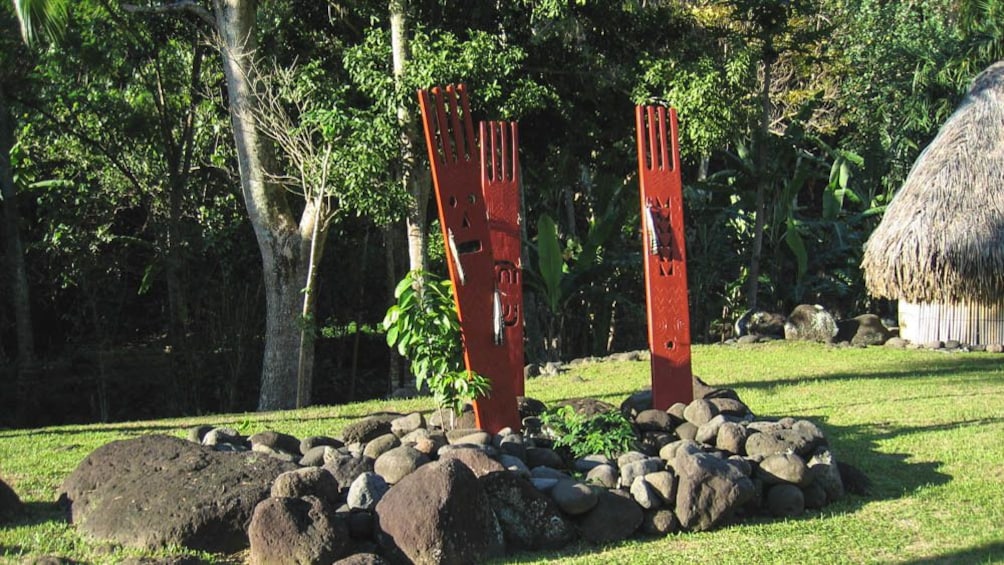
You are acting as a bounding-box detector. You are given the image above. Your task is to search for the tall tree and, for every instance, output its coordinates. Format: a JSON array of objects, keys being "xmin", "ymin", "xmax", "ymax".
[
  {"xmin": 211, "ymin": 0, "xmax": 318, "ymax": 409},
  {"xmin": 124, "ymin": 0, "xmax": 328, "ymax": 409},
  {"xmin": 3, "ymin": 0, "xmax": 68, "ymax": 401}
]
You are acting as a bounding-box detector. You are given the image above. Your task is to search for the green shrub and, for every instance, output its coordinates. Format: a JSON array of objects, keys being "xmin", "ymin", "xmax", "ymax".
[
  {"xmin": 540, "ymin": 405, "xmax": 637, "ymax": 459},
  {"xmin": 382, "ymin": 270, "xmax": 491, "ymax": 426}
]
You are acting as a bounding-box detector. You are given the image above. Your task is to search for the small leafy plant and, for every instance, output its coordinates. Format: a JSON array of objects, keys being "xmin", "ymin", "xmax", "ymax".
[
  {"xmin": 540, "ymin": 405, "xmax": 637, "ymax": 459},
  {"xmin": 382, "ymin": 270, "xmax": 491, "ymax": 426}
]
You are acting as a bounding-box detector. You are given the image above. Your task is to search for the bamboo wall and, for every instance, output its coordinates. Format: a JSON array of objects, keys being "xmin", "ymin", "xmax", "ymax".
[{"xmin": 899, "ymin": 300, "xmax": 1004, "ymax": 345}]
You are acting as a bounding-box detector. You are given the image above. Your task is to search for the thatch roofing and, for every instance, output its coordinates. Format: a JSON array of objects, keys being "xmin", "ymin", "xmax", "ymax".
[{"xmin": 862, "ymin": 61, "xmax": 1004, "ymax": 304}]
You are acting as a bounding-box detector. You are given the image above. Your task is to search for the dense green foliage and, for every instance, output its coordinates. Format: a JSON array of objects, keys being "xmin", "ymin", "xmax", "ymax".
[
  {"xmin": 0, "ymin": 0, "xmax": 999, "ymax": 425},
  {"xmin": 540, "ymin": 404, "xmax": 637, "ymax": 459}
]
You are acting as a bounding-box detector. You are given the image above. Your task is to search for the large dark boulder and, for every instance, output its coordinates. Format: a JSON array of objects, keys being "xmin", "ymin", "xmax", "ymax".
[
  {"xmin": 0, "ymin": 475, "xmax": 24, "ymax": 523},
  {"xmin": 479, "ymin": 471, "xmax": 575, "ymax": 551},
  {"xmin": 836, "ymin": 314, "xmax": 892, "ymax": 346},
  {"xmin": 784, "ymin": 304, "xmax": 839, "ymax": 342},
  {"xmin": 374, "ymin": 458, "xmax": 503, "ymax": 564},
  {"xmin": 735, "ymin": 310, "xmax": 786, "ymax": 338},
  {"xmin": 57, "ymin": 434, "xmax": 298, "ymax": 552},
  {"xmin": 674, "ymin": 445, "xmax": 755, "ymax": 532},
  {"xmin": 247, "ymin": 496, "xmax": 350, "ymax": 565}
]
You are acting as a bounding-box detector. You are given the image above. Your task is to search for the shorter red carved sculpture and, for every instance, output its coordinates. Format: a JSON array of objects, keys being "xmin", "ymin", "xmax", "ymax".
[{"xmin": 635, "ymin": 105, "xmax": 694, "ymax": 410}]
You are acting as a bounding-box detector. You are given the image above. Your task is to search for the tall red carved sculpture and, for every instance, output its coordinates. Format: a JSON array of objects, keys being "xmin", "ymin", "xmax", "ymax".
[
  {"xmin": 417, "ymin": 84, "xmax": 521, "ymax": 433},
  {"xmin": 635, "ymin": 105, "xmax": 694, "ymax": 410}
]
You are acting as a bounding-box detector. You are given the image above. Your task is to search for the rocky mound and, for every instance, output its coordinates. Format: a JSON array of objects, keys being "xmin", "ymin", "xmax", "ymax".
[{"xmin": 58, "ymin": 377, "xmax": 860, "ymax": 563}]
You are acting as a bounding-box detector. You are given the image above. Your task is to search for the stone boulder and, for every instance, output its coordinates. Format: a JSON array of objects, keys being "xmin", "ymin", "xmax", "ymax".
[
  {"xmin": 735, "ymin": 310, "xmax": 786, "ymax": 338},
  {"xmin": 784, "ymin": 304, "xmax": 839, "ymax": 342},
  {"xmin": 479, "ymin": 471, "xmax": 575, "ymax": 551},
  {"xmin": 438, "ymin": 448, "xmax": 505, "ymax": 478},
  {"xmin": 551, "ymin": 479, "xmax": 599, "ymax": 515},
  {"xmin": 247, "ymin": 496, "xmax": 349, "ymax": 565},
  {"xmin": 375, "ymin": 459, "xmax": 503, "ymax": 564},
  {"xmin": 765, "ymin": 484, "xmax": 805, "ymax": 517},
  {"xmin": 0, "ymin": 476, "xmax": 23, "ymax": 523},
  {"xmin": 575, "ymin": 489, "xmax": 643, "ymax": 544},
  {"xmin": 341, "ymin": 414, "xmax": 401, "ymax": 444},
  {"xmin": 271, "ymin": 467, "xmax": 341, "ymax": 502},
  {"xmin": 674, "ymin": 446, "xmax": 755, "ymax": 532},
  {"xmin": 757, "ymin": 453, "xmax": 811, "ymax": 487},
  {"xmin": 325, "ymin": 455, "xmax": 375, "ymax": 494},
  {"xmin": 374, "ymin": 445, "xmax": 430, "ymax": 484},
  {"xmin": 347, "ymin": 472, "xmax": 390, "ymax": 511},
  {"xmin": 249, "ymin": 430, "xmax": 301, "ymax": 460},
  {"xmin": 58, "ymin": 434, "xmax": 298, "ymax": 552},
  {"xmin": 836, "ymin": 314, "xmax": 892, "ymax": 346}
]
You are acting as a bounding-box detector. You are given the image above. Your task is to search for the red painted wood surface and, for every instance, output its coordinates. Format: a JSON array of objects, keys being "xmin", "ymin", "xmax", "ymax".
[
  {"xmin": 417, "ymin": 84, "xmax": 520, "ymax": 433},
  {"xmin": 481, "ymin": 120, "xmax": 525, "ymax": 397},
  {"xmin": 635, "ymin": 105, "xmax": 694, "ymax": 410}
]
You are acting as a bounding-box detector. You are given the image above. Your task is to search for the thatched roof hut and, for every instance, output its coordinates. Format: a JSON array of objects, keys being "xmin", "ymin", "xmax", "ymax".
[{"xmin": 862, "ymin": 61, "xmax": 1004, "ymax": 344}]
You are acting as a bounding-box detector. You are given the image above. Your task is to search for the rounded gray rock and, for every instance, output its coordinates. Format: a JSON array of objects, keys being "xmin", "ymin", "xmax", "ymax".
[
  {"xmin": 573, "ymin": 454, "xmax": 612, "ymax": 473},
  {"xmin": 757, "ymin": 453, "xmax": 810, "ymax": 487},
  {"xmin": 500, "ymin": 454, "xmax": 530, "ymax": 477},
  {"xmin": 362, "ymin": 433, "xmax": 401, "ymax": 460},
  {"xmin": 347, "ymin": 472, "xmax": 389, "ymax": 510},
  {"xmin": 374, "ymin": 445, "xmax": 429, "ymax": 484},
  {"xmin": 695, "ymin": 414, "xmax": 729, "ymax": 445},
  {"xmin": 585, "ymin": 464, "xmax": 619, "ymax": 489},
  {"xmin": 635, "ymin": 409, "xmax": 673, "ymax": 432},
  {"xmin": 683, "ymin": 399, "xmax": 719, "ymax": 426},
  {"xmin": 629, "ymin": 476, "xmax": 661, "ymax": 510},
  {"xmin": 550, "ymin": 480, "xmax": 599, "ymax": 515},
  {"xmin": 715, "ymin": 422, "xmax": 748, "ymax": 455},
  {"xmin": 526, "ymin": 447, "xmax": 564, "ymax": 469},
  {"xmin": 766, "ymin": 483, "xmax": 805, "ymax": 517},
  {"xmin": 619, "ymin": 457, "xmax": 664, "ymax": 489},
  {"xmin": 641, "ymin": 508, "xmax": 679, "ymax": 535},
  {"xmin": 645, "ymin": 470, "xmax": 676, "ymax": 504},
  {"xmin": 390, "ymin": 413, "xmax": 425, "ymax": 438},
  {"xmin": 271, "ymin": 466, "xmax": 340, "ymax": 502}
]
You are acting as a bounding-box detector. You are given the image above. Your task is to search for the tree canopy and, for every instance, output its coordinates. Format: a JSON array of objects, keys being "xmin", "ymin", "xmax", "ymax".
[{"xmin": 0, "ymin": 0, "xmax": 993, "ymax": 426}]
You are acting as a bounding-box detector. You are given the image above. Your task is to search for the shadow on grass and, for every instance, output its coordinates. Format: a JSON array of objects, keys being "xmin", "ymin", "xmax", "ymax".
[
  {"xmin": 5, "ymin": 501, "xmax": 67, "ymax": 528},
  {"xmin": 901, "ymin": 541, "xmax": 1004, "ymax": 564},
  {"xmin": 729, "ymin": 355, "xmax": 1004, "ymax": 392}
]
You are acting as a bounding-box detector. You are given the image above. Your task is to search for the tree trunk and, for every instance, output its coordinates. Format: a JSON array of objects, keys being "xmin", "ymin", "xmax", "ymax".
[
  {"xmin": 746, "ymin": 49, "xmax": 774, "ymax": 313},
  {"xmin": 212, "ymin": 0, "xmax": 314, "ymax": 410},
  {"xmin": 0, "ymin": 84, "xmax": 35, "ymax": 367},
  {"xmin": 390, "ymin": 0, "xmax": 428, "ymax": 273},
  {"xmin": 161, "ymin": 43, "xmax": 202, "ymax": 414},
  {"xmin": 296, "ymin": 197, "xmax": 327, "ymax": 408}
]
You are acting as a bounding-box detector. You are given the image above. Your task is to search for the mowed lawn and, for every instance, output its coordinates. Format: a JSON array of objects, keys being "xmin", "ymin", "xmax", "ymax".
[{"xmin": 1, "ymin": 341, "xmax": 1002, "ymax": 564}]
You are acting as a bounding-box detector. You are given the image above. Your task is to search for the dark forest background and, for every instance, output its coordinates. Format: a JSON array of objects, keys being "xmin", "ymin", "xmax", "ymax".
[{"xmin": 1, "ymin": 0, "xmax": 999, "ymax": 427}]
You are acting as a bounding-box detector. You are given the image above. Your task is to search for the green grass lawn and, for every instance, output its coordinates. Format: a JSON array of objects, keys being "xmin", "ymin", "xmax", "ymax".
[{"xmin": 2, "ymin": 341, "xmax": 1003, "ymax": 564}]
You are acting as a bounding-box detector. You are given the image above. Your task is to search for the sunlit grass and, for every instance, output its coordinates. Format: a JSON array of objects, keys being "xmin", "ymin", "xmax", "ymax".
[{"xmin": 2, "ymin": 342, "xmax": 1002, "ymax": 564}]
